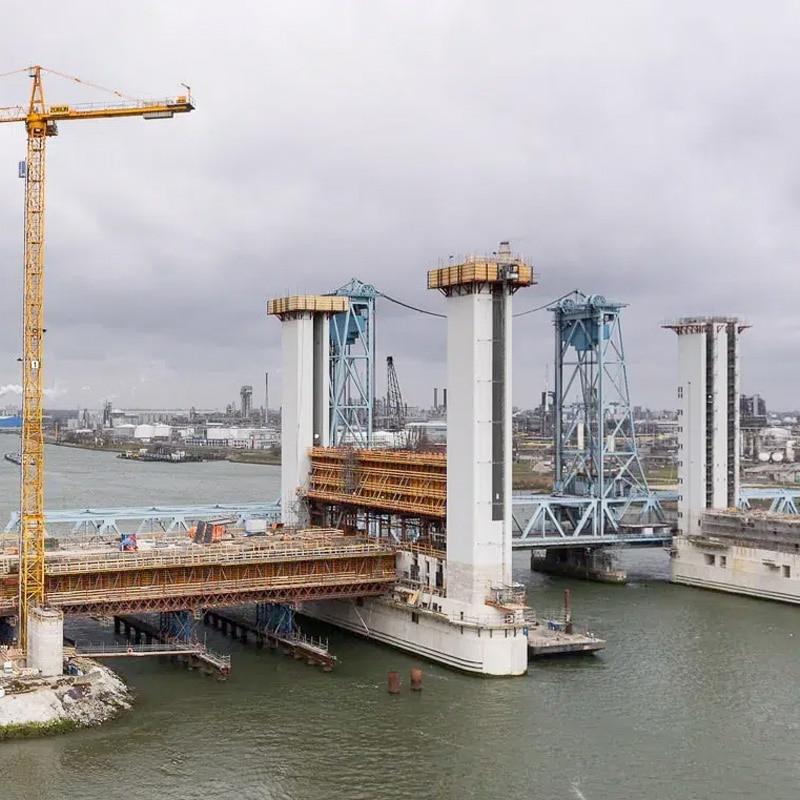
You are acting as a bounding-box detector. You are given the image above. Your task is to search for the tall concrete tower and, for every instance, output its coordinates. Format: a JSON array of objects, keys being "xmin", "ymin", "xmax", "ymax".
[
  {"xmin": 428, "ymin": 242, "xmax": 534, "ymax": 608},
  {"xmin": 267, "ymin": 295, "xmax": 348, "ymax": 526},
  {"xmin": 663, "ymin": 317, "xmax": 747, "ymax": 534}
]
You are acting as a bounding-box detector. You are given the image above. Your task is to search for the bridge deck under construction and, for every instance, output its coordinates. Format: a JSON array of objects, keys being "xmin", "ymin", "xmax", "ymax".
[{"xmin": 0, "ymin": 529, "xmax": 396, "ymax": 615}]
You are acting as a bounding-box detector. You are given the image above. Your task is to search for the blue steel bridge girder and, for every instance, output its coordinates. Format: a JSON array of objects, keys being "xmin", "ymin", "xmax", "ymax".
[
  {"xmin": 510, "ymin": 493, "xmax": 677, "ymax": 549},
  {"xmin": 738, "ymin": 487, "xmax": 800, "ymax": 515},
  {"xmin": 4, "ymin": 502, "xmax": 281, "ymax": 536},
  {"xmin": 329, "ymin": 278, "xmax": 377, "ymax": 448}
]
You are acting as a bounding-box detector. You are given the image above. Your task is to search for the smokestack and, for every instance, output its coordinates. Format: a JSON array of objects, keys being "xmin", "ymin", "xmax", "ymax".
[
  {"xmin": 433, "ymin": 387, "xmax": 438, "ymax": 410},
  {"xmin": 443, "ymin": 388, "xmax": 447, "ymax": 410}
]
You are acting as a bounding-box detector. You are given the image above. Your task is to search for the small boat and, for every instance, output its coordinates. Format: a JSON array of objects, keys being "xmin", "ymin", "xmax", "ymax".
[{"xmin": 4, "ymin": 452, "xmax": 22, "ymax": 466}]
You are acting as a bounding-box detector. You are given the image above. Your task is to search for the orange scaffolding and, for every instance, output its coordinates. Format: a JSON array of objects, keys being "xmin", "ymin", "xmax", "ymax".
[{"xmin": 307, "ymin": 448, "xmax": 446, "ymax": 519}]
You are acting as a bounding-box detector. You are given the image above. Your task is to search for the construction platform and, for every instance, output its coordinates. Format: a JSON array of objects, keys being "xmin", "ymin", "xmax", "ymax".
[
  {"xmin": 306, "ymin": 448, "xmax": 673, "ymax": 548},
  {"xmin": 526, "ymin": 625, "xmax": 606, "ymax": 657},
  {"xmin": 0, "ymin": 529, "xmax": 396, "ymax": 615},
  {"xmin": 204, "ymin": 608, "xmax": 336, "ymax": 671}
]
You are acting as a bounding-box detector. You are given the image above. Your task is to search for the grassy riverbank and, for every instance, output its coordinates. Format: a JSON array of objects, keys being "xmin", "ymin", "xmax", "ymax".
[{"xmin": 0, "ymin": 718, "xmax": 79, "ymax": 741}]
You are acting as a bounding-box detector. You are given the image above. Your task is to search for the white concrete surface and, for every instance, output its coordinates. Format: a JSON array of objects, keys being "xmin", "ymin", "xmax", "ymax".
[
  {"xmin": 27, "ymin": 606, "xmax": 63, "ymax": 677},
  {"xmin": 672, "ymin": 536, "xmax": 800, "ymax": 604},
  {"xmin": 301, "ymin": 596, "xmax": 528, "ymax": 676},
  {"xmin": 671, "ymin": 320, "xmax": 741, "ymax": 535}
]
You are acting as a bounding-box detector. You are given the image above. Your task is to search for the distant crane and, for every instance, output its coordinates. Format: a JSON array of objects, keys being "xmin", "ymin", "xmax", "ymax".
[
  {"xmin": 385, "ymin": 356, "xmax": 406, "ymax": 432},
  {"xmin": 0, "ymin": 65, "xmax": 193, "ymax": 648}
]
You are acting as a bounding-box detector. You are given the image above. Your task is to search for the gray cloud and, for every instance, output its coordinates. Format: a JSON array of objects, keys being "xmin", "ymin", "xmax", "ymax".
[{"xmin": 0, "ymin": 1, "xmax": 798, "ymax": 411}]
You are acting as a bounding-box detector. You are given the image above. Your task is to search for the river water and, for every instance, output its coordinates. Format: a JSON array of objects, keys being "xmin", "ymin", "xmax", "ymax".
[{"xmin": 0, "ymin": 442, "xmax": 797, "ymax": 799}]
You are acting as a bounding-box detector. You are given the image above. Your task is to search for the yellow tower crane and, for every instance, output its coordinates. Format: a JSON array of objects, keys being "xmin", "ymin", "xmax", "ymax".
[{"xmin": 0, "ymin": 66, "xmax": 193, "ymax": 649}]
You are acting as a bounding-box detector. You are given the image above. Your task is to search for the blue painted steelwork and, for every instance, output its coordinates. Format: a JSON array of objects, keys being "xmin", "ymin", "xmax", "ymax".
[
  {"xmin": 550, "ymin": 291, "xmax": 666, "ymax": 538},
  {"xmin": 159, "ymin": 610, "xmax": 197, "ymax": 642},
  {"xmin": 329, "ymin": 278, "xmax": 377, "ymax": 447},
  {"xmin": 739, "ymin": 487, "xmax": 800, "ymax": 514},
  {"xmin": 255, "ymin": 602, "xmax": 295, "ymax": 635},
  {"xmin": 511, "ymin": 492, "xmax": 676, "ymax": 548},
  {"xmin": 3, "ymin": 501, "xmax": 281, "ymax": 536}
]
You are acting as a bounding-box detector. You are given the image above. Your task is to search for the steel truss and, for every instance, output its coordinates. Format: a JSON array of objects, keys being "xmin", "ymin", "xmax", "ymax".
[
  {"xmin": 738, "ymin": 487, "xmax": 800, "ymax": 515},
  {"xmin": 41, "ymin": 583, "xmax": 391, "ymax": 616},
  {"xmin": 511, "ymin": 492, "xmax": 676, "ymax": 548},
  {"xmin": 3, "ymin": 502, "xmax": 281, "ymax": 538},
  {"xmin": 329, "ymin": 279, "xmax": 377, "ymax": 446},
  {"xmin": 551, "ymin": 291, "xmax": 666, "ymax": 536},
  {"xmin": 159, "ymin": 610, "xmax": 198, "ymax": 642}
]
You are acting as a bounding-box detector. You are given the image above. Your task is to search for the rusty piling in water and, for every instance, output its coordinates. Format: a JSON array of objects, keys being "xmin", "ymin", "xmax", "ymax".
[
  {"xmin": 387, "ymin": 671, "xmax": 401, "ymax": 694},
  {"xmin": 410, "ymin": 668, "xmax": 423, "ymax": 691}
]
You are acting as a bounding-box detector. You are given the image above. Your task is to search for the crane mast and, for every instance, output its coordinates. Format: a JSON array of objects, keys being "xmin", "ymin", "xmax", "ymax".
[
  {"xmin": 0, "ymin": 65, "xmax": 193, "ymax": 649},
  {"xmin": 19, "ymin": 67, "xmax": 48, "ymax": 641}
]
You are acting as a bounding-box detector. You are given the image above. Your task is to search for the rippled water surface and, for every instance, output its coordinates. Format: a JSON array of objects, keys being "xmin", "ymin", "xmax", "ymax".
[{"xmin": 0, "ymin": 443, "xmax": 798, "ymax": 799}]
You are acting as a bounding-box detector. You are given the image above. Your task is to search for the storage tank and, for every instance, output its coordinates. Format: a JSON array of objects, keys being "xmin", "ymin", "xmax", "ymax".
[
  {"xmin": 771, "ymin": 451, "xmax": 785, "ymax": 463},
  {"xmin": 763, "ymin": 427, "xmax": 790, "ymax": 445},
  {"xmin": 757, "ymin": 451, "xmax": 771, "ymax": 463}
]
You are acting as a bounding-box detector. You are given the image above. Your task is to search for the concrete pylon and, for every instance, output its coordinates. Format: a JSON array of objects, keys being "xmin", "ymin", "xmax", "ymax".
[
  {"xmin": 267, "ymin": 295, "xmax": 348, "ymax": 526},
  {"xmin": 428, "ymin": 243, "xmax": 534, "ymax": 608},
  {"xmin": 662, "ymin": 317, "xmax": 747, "ymax": 535}
]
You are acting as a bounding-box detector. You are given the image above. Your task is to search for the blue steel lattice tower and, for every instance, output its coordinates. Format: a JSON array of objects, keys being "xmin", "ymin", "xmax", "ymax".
[
  {"xmin": 328, "ymin": 279, "xmax": 377, "ymax": 447},
  {"xmin": 552, "ymin": 292, "xmax": 652, "ymax": 534}
]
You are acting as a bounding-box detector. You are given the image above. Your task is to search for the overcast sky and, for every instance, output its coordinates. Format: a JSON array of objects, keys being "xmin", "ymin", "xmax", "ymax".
[{"xmin": 0, "ymin": 1, "xmax": 798, "ymax": 413}]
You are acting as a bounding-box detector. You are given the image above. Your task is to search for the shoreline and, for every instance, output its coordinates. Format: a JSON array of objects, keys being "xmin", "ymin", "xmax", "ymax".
[
  {"xmin": 0, "ymin": 656, "xmax": 133, "ymax": 740},
  {"xmin": 43, "ymin": 439, "xmax": 281, "ymax": 466}
]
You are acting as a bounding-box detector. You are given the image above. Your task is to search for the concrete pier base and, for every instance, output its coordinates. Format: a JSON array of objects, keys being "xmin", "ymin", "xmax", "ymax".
[
  {"xmin": 531, "ymin": 547, "xmax": 627, "ymax": 584},
  {"xmin": 27, "ymin": 606, "xmax": 64, "ymax": 677},
  {"xmin": 300, "ymin": 597, "xmax": 528, "ymax": 676}
]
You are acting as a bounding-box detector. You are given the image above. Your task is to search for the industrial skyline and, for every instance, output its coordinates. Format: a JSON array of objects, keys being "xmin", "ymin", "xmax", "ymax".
[{"xmin": 0, "ymin": 2, "xmax": 797, "ymax": 409}]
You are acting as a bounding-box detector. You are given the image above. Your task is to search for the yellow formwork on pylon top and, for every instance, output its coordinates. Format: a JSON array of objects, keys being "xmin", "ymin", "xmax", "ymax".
[
  {"xmin": 427, "ymin": 256, "xmax": 534, "ymax": 292},
  {"xmin": 266, "ymin": 295, "xmax": 349, "ymax": 318}
]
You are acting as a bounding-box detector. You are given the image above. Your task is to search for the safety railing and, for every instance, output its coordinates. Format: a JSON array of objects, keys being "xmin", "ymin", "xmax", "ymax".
[{"xmin": 42, "ymin": 539, "xmax": 395, "ymax": 575}]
